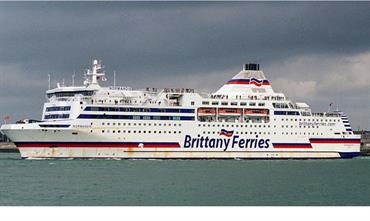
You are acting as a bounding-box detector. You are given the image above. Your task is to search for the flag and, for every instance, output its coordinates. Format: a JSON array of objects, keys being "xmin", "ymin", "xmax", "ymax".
[{"xmin": 219, "ymin": 129, "xmax": 234, "ymax": 137}]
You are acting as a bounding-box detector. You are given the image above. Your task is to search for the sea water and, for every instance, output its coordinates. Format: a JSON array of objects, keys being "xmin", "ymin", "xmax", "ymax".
[{"xmin": 0, "ymin": 153, "xmax": 369, "ymax": 206}]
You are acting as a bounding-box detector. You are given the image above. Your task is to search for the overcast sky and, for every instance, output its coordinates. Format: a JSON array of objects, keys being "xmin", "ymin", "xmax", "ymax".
[{"xmin": 0, "ymin": 2, "xmax": 369, "ymax": 130}]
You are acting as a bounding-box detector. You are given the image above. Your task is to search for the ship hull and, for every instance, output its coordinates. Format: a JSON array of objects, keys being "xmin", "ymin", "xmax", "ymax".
[
  {"xmin": 2, "ymin": 119, "xmax": 361, "ymax": 160},
  {"xmin": 16, "ymin": 147, "xmax": 359, "ymax": 159},
  {"xmin": 2, "ymin": 114, "xmax": 360, "ymax": 159},
  {"xmin": 14, "ymin": 142, "xmax": 360, "ymax": 159}
]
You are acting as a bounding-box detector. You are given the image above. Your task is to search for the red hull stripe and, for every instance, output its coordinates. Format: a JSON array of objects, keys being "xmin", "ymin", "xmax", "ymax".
[
  {"xmin": 273, "ymin": 143, "xmax": 312, "ymax": 149},
  {"xmin": 309, "ymin": 138, "xmax": 360, "ymax": 144},
  {"xmin": 15, "ymin": 142, "xmax": 181, "ymax": 148}
]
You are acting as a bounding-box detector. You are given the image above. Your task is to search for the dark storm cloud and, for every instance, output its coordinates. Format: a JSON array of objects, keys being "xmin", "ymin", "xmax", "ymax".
[
  {"xmin": 0, "ymin": 2, "xmax": 369, "ymax": 128},
  {"xmin": 1, "ymin": 2, "xmax": 370, "ymax": 73}
]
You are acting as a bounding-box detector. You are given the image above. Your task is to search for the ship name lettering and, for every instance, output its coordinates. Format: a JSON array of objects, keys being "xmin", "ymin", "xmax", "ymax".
[{"xmin": 184, "ymin": 135, "xmax": 270, "ymax": 151}]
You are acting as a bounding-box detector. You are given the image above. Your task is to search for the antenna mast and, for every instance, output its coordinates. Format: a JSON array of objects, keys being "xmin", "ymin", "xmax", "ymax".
[
  {"xmin": 48, "ymin": 74, "xmax": 51, "ymax": 90},
  {"xmin": 72, "ymin": 71, "xmax": 75, "ymax": 86},
  {"xmin": 114, "ymin": 71, "xmax": 116, "ymax": 88}
]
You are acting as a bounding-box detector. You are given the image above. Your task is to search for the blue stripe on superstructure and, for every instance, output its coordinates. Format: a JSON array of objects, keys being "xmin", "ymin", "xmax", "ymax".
[
  {"xmin": 84, "ymin": 106, "xmax": 195, "ymax": 113},
  {"xmin": 39, "ymin": 124, "xmax": 70, "ymax": 128},
  {"xmin": 77, "ymin": 114, "xmax": 195, "ymax": 121}
]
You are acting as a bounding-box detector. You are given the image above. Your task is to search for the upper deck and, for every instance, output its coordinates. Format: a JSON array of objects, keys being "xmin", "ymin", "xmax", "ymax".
[{"xmin": 43, "ymin": 60, "xmax": 343, "ymax": 122}]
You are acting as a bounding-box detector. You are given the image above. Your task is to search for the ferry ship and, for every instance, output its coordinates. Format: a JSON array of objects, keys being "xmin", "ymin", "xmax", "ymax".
[{"xmin": 0, "ymin": 60, "xmax": 361, "ymax": 159}]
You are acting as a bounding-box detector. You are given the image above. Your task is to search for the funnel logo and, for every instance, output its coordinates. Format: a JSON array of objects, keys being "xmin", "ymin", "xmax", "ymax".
[
  {"xmin": 219, "ymin": 129, "xmax": 234, "ymax": 137},
  {"xmin": 250, "ymin": 78, "xmax": 263, "ymax": 87},
  {"xmin": 226, "ymin": 78, "xmax": 270, "ymax": 86}
]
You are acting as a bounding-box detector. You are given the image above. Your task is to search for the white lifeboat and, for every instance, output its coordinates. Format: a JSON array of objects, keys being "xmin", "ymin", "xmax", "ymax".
[
  {"xmin": 218, "ymin": 108, "xmax": 242, "ymax": 116},
  {"xmin": 244, "ymin": 108, "xmax": 269, "ymax": 116},
  {"xmin": 197, "ymin": 108, "xmax": 216, "ymax": 116}
]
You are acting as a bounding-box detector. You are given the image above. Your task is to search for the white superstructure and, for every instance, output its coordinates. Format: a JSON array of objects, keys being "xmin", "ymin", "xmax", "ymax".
[{"xmin": 0, "ymin": 60, "xmax": 361, "ymax": 159}]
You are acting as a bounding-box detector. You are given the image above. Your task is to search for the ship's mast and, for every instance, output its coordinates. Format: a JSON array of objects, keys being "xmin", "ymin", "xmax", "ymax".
[{"xmin": 84, "ymin": 59, "xmax": 106, "ymax": 86}]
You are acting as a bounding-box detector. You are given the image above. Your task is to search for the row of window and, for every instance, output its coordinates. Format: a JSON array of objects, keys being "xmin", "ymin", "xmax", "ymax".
[
  {"xmin": 39, "ymin": 128, "xmax": 327, "ymax": 137},
  {"xmin": 44, "ymin": 114, "xmax": 70, "ymax": 119},
  {"xmin": 274, "ymin": 111, "xmax": 300, "ymax": 116},
  {"xmin": 46, "ymin": 106, "xmax": 71, "ymax": 112},
  {"xmin": 84, "ymin": 106, "xmax": 195, "ymax": 113},
  {"xmin": 197, "ymin": 123, "xmax": 321, "ymax": 129},
  {"xmin": 198, "ymin": 119, "xmax": 339, "ymax": 128},
  {"xmin": 199, "ymin": 131, "xmax": 324, "ymax": 136},
  {"xmin": 78, "ymin": 114, "xmax": 194, "ymax": 121},
  {"xmin": 272, "ymin": 103, "xmax": 290, "ymax": 109},
  {"xmin": 201, "ymin": 101, "xmax": 266, "ymax": 107},
  {"xmin": 100, "ymin": 122, "xmax": 182, "ymax": 127},
  {"xmin": 198, "ymin": 123, "xmax": 273, "ymax": 128},
  {"xmin": 279, "ymin": 118, "xmax": 340, "ymax": 122},
  {"xmin": 47, "ymin": 90, "xmax": 94, "ymax": 98},
  {"xmin": 39, "ymin": 124, "xmax": 70, "ymax": 128},
  {"xmin": 100, "ymin": 130, "xmax": 182, "ymax": 134}
]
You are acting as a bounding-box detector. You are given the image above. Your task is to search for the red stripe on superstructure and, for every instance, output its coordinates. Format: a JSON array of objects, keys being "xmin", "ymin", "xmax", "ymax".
[
  {"xmin": 15, "ymin": 142, "xmax": 181, "ymax": 148},
  {"xmin": 226, "ymin": 80, "xmax": 270, "ymax": 85},
  {"xmin": 225, "ymin": 80, "xmax": 250, "ymax": 85},
  {"xmin": 273, "ymin": 143, "xmax": 312, "ymax": 149},
  {"xmin": 309, "ymin": 138, "xmax": 360, "ymax": 144},
  {"xmin": 226, "ymin": 82, "xmax": 249, "ymax": 85}
]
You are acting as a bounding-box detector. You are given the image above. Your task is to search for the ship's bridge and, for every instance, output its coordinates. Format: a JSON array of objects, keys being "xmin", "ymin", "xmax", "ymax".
[
  {"xmin": 213, "ymin": 63, "xmax": 275, "ymax": 96},
  {"xmin": 46, "ymin": 86, "xmax": 97, "ymax": 99}
]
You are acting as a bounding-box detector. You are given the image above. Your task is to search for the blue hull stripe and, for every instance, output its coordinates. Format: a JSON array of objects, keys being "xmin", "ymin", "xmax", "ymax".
[{"xmin": 339, "ymin": 152, "xmax": 361, "ymax": 158}]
